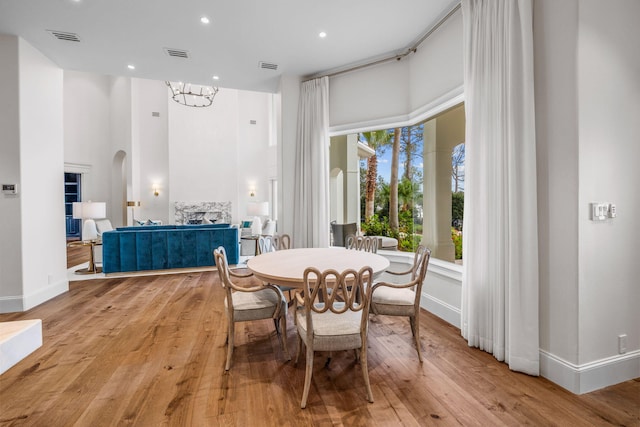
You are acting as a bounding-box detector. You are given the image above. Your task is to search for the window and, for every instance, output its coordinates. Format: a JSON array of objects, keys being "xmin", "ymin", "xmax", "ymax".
[{"xmin": 357, "ymin": 104, "xmax": 465, "ymax": 262}]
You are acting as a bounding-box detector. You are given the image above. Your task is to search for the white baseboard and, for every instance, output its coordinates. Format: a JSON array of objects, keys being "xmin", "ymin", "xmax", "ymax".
[
  {"xmin": 540, "ymin": 348, "xmax": 640, "ymax": 394},
  {"xmin": 421, "ymin": 293, "xmax": 461, "ymax": 329},
  {"xmin": 0, "ymin": 296, "xmax": 24, "ymax": 314},
  {"xmin": 0, "ymin": 279, "xmax": 68, "ymax": 314}
]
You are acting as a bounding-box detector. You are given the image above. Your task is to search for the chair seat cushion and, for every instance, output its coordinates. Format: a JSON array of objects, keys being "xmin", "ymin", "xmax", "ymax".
[
  {"xmin": 371, "ymin": 287, "xmax": 416, "ymax": 316},
  {"xmin": 372, "ymin": 286, "xmax": 415, "ymax": 306},
  {"xmin": 296, "ymin": 305, "xmax": 362, "ymax": 351},
  {"xmin": 226, "ymin": 288, "xmax": 285, "ymax": 322}
]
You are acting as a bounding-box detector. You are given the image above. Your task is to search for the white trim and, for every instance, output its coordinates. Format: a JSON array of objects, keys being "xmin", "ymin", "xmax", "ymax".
[
  {"xmin": 0, "ymin": 296, "xmax": 24, "ymax": 313},
  {"xmin": 540, "ymin": 349, "xmax": 640, "ymax": 394},
  {"xmin": 329, "ymin": 86, "xmax": 465, "ymax": 136},
  {"xmin": 379, "ymin": 249, "xmax": 463, "ymax": 281},
  {"xmin": 421, "ymin": 293, "xmax": 461, "ymax": 328},
  {"xmin": 5, "ymin": 280, "xmax": 69, "ymax": 313},
  {"xmin": 64, "ymin": 162, "xmax": 92, "ymax": 174}
]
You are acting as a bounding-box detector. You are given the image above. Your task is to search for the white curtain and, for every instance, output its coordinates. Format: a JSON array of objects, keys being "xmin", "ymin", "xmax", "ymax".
[
  {"xmin": 461, "ymin": 0, "xmax": 539, "ymax": 375},
  {"xmin": 293, "ymin": 77, "xmax": 330, "ymax": 248}
]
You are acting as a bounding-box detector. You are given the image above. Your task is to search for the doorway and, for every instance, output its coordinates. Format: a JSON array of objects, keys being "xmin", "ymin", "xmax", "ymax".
[{"xmin": 64, "ymin": 172, "xmax": 81, "ymax": 240}]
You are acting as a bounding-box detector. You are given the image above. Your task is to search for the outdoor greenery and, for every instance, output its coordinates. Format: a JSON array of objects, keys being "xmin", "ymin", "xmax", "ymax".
[{"xmin": 359, "ymin": 124, "xmax": 464, "ymax": 259}]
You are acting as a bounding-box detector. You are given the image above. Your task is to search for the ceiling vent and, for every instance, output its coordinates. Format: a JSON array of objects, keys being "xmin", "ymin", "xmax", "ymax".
[
  {"xmin": 164, "ymin": 48, "xmax": 189, "ymax": 59},
  {"xmin": 259, "ymin": 61, "xmax": 278, "ymax": 71},
  {"xmin": 47, "ymin": 30, "xmax": 81, "ymax": 42}
]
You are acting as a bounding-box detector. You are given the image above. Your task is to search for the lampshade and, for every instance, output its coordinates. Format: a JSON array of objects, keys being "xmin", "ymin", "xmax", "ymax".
[
  {"xmin": 72, "ymin": 201, "xmax": 106, "ymax": 241},
  {"xmin": 72, "ymin": 201, "xmax": 106, "ymax": 219},
  {"xmin": 247, "ymin": 201, "xmax": 269, "ymax": 217}
]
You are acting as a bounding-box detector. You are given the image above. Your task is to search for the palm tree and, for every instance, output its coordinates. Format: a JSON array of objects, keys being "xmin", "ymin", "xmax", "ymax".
[
  {"xmin": 389, "ymin": 128, "xmax": 401, "ymax": 232},
  {"xmin": 360, "ymin": 130, "xmax": 392, "ymax": 219}
]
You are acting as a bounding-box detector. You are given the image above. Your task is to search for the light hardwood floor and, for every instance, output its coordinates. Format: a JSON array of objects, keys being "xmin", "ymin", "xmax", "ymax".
[{"xmin": 0, "ymin": 249, "xmax": 637, "ymax": 426}]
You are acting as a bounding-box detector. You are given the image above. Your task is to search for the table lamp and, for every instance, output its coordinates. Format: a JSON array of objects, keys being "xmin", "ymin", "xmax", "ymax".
[
  {"xmin": 73, "ymin": 201, "xmax": 106, "ymax": 241},
  {"xmin": 247, "ymin": 201, "xmax": 269, "ymax": 235}
]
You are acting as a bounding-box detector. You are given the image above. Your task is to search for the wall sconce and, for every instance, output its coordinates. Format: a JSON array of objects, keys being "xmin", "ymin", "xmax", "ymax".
[
  {"xmin": 249, "ymin": 187, "xmax": 256, "ymax": 197},
  {"xmin": 153, "ymin": 184, "xmax": 159, "ymax": 197}
]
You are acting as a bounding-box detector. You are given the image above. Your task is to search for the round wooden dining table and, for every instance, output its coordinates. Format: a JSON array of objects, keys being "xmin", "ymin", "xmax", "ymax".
[{"xmin": 246, "ymin": 247, "xmax": 390, "ymax": 289}]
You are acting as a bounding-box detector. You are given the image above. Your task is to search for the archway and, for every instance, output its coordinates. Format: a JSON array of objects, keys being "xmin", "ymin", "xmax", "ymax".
[{"xmin": 111, "ymin": 150, "xmax": 127, "ymax": 227}]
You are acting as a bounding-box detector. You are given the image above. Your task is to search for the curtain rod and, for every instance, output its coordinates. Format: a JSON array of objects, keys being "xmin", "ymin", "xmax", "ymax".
[{"xmin": 304, "ymin": 2, "xmax": 461, "ymax": 82}]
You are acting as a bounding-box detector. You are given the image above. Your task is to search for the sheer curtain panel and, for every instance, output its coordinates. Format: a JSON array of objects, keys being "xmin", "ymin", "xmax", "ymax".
[
  {"xmin": 461, "ymin": 0, "xmax": 539, "ymax": 375},
  {"xmin": 293, "ymin": 77, "xmax": 330, "ymax": 248}
]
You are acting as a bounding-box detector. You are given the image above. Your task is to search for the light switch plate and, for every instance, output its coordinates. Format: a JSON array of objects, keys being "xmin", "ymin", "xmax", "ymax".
[{"xmin": 2, "ymin": 184, "xmax": 18, "ymax": 194}]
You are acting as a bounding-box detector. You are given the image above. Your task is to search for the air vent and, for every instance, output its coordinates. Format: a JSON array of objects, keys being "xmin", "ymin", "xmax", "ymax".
[
  {"xmin": 259, "ymin": 61, "xmax": 278, "ymax": 71},
  {"xmin": 47, "ymin": 30, "xmax": 81, "ymax": 42},
  {"xmin": 164, "ymin": 48, "xmax": 189, "ymax": 59}
]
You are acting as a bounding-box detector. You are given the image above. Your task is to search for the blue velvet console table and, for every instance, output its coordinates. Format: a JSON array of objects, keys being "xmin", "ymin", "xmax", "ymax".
[{"xmin": 102, "ymin": 224, "xmax": 239, "ymax": 274}]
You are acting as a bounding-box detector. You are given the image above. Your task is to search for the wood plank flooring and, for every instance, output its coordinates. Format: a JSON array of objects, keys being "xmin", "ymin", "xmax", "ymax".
[{"xmin": 0, "ymin": 252, "xmax": 638, "ymax": 426}]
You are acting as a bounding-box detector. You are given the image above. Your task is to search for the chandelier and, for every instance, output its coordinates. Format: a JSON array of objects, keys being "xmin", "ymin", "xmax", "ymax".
[{"xmin": 165, "ymin": 81, "xmax": 219, "ymax": 108}]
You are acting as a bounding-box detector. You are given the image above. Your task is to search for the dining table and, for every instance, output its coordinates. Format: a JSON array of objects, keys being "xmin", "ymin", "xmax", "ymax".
[{"xmin": 246, "ymin": 247, "xmax": 390, "ymax": 289}]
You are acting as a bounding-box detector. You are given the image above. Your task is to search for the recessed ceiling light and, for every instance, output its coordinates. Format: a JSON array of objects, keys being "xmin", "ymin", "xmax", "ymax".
[
  {"xmin": 212, "ymin": 75, "xmax": 219, "ymax": 80},
  {"xmin": 127, "ymin": 64, "xmax": 135, "ymax": 70},
  {"xmin": 200, "ymin": 16, "xmax": 210, "ymax": 24},
  {"xmin": 319, "ymin": 31, "xmax": 327, "ymax": 38}
]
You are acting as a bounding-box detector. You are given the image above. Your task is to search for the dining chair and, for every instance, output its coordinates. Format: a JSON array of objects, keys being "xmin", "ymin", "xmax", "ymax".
[
  {"xmin": 258, "ymin": 233, "xmax": 292, "ymax": 254},
  {"xmin": 258, "ymin": 235, "xmax": 275, "ymax": 254},
  {"xmin": 345, "ymin": 234, "xmax": 379, "ymax": 253},
  {"xmin": 213, "ymin": 246, "xmax": 290, "ymax": 371},
  {"xmin": 370, "ymin": 245, "xmax": 431, "ymax": 362},
  {"xmin": 295, "ymin": 266, "xmax": 374, "ymax": 408},
  {"xmin": 260, "ymin": 234, "xmax": 295, "ymax": 301},
  {"xmin": 272, "ymin": 233, "xmax": 291, "ymax": 251}
]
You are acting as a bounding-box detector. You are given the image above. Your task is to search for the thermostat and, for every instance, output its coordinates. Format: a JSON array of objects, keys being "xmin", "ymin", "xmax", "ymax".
[{"xmin": 2, "ymin": 184, "xmax": 18, "ymax": 194}]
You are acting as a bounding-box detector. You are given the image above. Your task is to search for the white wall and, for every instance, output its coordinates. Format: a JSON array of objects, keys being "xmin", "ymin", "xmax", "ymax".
[
  {"xmin": 236, "ymin": 90, "xmax": 275, "ymax": 220},
  {"xmin": 109, "ymin": 77, "xmax": 133, "ymax": 226},
  {"xmin": 577, "ymin": 0, "xmax": 640, "ymax": 364},
  {"xmin": 167, "ymin": 88, "xmax": 272, "ymax": 224},
  {"xmin": 277, "ymin": 75, "xmax": 301, "ymax": 237},
  {"xmin": 534, "ymin": 0, "xmax": 581, "ymax": 367},
  {"xmin": 64, "ymin": 71, "xmax": 112, "ymax": 205},
  {"xmin": 131, "ymin": 78, "xmax": 168, "ymax": 224},
  {"xmin": 533, "ymin": 0, "xmax": 640, "ymax": 393},
  {"xmin": 0, "ymin": 35, "xmax": 24, "ymax": 312},
  {"xmin": 18, "ymin": 38, "xmax": 67, "ymax": 309},
  {"xmin": 0, "ymin": 36, "xmax": 67, "ymax": 313}
]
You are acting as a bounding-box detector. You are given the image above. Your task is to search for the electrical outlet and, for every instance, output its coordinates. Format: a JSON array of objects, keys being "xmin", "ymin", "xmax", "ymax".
[{"xmin": 618, "ymin": 334, "xmax": 627, "ymax": 354}]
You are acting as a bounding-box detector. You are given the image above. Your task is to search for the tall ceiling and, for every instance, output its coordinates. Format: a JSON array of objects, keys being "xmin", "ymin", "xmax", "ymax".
[{"xmin": 0, "ymin": 0, "xmax": 458, "ymax": 93}]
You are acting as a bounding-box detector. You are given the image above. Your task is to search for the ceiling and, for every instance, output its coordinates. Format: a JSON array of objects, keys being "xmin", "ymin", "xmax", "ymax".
[{"xmin": 0, "ymin": 0, "xmax": 458, "ymax": 93}]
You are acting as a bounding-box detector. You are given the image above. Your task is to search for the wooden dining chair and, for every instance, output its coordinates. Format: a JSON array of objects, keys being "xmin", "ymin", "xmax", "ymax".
[
  {"xmin": 214, "ymin": 246, "xmax": 290, "ymax": 371},
  {"xmin": 346, "ymin": 234, "xmax": 379, "ymax": 253},
  {"xmin": 258, "ymin": 235, "xmax": 276, "ymax": 254},
  {"xmin": 295, "ymin": 266, "xmax": 374, "ymax": 408},
  {"xmin": 370, "ymin": 245, "xmax": 431, "ymax": 362},
  {"xmin": 272, "ymin": 233, "xmax": 291, "ymax": 251},
  {"xmin": 260, "ymin": 234, "xmax": 295, "ymax": 302}
]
